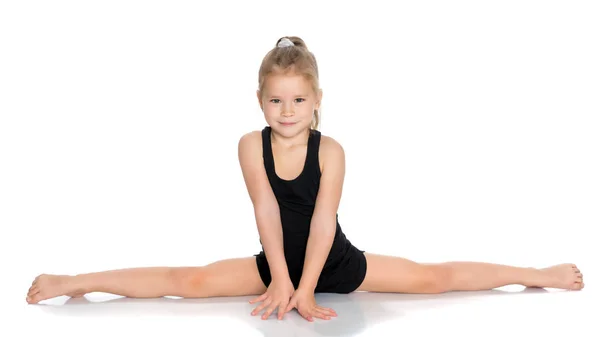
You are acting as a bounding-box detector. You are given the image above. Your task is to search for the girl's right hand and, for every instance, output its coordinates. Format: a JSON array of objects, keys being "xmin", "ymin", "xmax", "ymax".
[{"xmin": 249, "ymin": 277, "xmax": 295, "ymax": 320}]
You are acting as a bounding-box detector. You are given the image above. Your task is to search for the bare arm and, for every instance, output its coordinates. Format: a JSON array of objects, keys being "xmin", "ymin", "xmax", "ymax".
[
  {"xmin": 238, "ymin": 131, "xmax": 290, "ymax": 282},
  {"xmin": 298, "ymin": 137, "xmax": 345, "ymax": 291}
]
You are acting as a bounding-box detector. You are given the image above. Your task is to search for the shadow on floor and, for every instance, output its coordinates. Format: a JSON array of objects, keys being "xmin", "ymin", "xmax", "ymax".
[{"xmin": 32, "ymin": 287, "xmax": 558, "ymax": 337}]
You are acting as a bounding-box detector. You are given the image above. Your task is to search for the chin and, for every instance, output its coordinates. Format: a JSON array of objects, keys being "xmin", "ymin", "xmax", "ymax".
[{"xmin": 281, "ymin": 124, "xmax": 308, "ymax": 134}]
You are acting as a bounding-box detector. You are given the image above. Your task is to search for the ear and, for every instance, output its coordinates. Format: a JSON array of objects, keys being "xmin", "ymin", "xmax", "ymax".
[
  {"xmin": 256, "ymin": 90, "xmax": 263, "ymax": 111},
  {"xmin": 316, "ymin": 88, "xmax": 323, "ymax": 110}
]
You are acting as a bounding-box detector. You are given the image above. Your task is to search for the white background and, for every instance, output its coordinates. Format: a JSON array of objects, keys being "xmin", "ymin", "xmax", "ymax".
[{"xmin": 1, "ymin": 1, "xmax": 598, "ymax": 336}]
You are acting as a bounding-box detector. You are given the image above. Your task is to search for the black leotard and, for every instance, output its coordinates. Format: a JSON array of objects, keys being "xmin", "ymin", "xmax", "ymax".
[{"xmin": 254, "ymin": 125, "xmax": 367, "ymax": 293}]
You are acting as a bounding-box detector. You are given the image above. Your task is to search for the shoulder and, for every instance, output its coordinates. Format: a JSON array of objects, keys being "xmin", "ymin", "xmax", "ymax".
[
  {"xmin": 238, "ymin": 129, "xmax": 263, "ymax": 149},
  {"xmin": 319, "ymin": 134, "xmax": 344, "ymax": 156},
  {"xmin": 318, "ymin": 133, "xmax": 345, "ymax": 173},
  {"xmin": 239, "ymin": 129, "xmax": 263, "ymax": 143},
  {"xmin": 237, "ymin": 129, "xmax": 264, "ymax": 162}
]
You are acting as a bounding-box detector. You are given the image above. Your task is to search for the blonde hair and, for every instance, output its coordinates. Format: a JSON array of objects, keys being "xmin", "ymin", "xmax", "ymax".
[{"xmin": 257, "ymin": 36, "xmax": 321, "ymax": 130}]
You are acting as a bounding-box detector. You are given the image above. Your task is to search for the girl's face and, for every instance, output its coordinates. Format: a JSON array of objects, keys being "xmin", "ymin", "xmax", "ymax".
[{"xmin": 257, "ymin": 72, "xmax": 322, "ymax": 135}]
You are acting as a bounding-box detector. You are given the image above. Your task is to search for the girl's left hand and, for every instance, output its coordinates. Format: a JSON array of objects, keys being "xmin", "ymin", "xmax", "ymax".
[{"xmin": 285, "ymin": 288, "xmax": 337, "ymax": 322}]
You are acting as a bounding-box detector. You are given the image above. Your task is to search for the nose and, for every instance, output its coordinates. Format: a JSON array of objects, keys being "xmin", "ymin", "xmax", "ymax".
[{"xmin": 281, "ymin": 102, "xmax": 294, "ymax": 116}]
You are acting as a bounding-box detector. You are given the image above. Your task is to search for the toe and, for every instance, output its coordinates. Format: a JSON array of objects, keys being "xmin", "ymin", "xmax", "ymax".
[
  {"xmin": 28, "ymin": 293, "xmax": 41, "ymax": 304},
  {"xmin": 26, "ymin": 293, "xmax": 39, "ymax": 304},
  {"xmin": 29, "ymin": 285, "xmax": 39, "ymax": 295}
]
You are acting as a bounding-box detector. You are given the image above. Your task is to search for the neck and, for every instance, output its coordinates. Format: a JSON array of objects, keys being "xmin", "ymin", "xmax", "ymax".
[{"xmin": 270, "ymin": 127, "xmax": 310, "ymax": 148}]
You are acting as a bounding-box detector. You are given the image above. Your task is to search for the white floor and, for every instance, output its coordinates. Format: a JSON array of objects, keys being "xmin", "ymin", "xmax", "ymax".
[
  {"xmin": 3, "ymin": 1, "xmax": 599, "ymax": 336},
  {"xmin": 9, "ymin": 285, "xmax": 595, "ymax": 337}
]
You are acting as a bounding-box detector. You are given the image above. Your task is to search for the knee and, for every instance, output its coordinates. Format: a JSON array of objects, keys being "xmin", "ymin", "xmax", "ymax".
[
  {"xmin": 420, "ymin": 264, "xmax": 454, "ymax": 294},
  {"xmin": 169, "ymin": 267, "xmax": 208, "ymax": 295}
]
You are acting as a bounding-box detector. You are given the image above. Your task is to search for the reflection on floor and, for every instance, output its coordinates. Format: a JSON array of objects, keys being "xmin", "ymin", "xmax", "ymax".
[{"xmin": 25, "ymin": 286, "xmax": 590, "ymax": 337}]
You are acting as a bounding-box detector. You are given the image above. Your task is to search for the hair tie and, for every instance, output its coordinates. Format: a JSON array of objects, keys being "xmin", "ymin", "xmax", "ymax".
[{"xmin": 277, "ymin": 38, "xmax": 294, "ymax": 48}]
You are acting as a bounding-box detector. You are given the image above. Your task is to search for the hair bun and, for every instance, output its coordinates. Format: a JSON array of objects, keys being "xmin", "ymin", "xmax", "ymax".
[
  {"xmin": 277, "ymin": 37, "xmax": 295, "ymax": 48},
  {"xmin": 275, "ymin": 36, "xmax": 308, "ymax": 50}
]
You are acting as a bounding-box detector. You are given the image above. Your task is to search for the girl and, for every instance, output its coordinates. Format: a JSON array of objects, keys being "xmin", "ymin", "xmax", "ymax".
[{"xmin": 26, "ymin": 36, "xmax": 584, "ymax": 322}]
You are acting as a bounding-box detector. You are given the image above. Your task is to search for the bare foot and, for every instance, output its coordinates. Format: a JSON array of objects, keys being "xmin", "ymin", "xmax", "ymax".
[
  {"xmin": 26, "ymin": 274, "xmax": 86, "ymax": 304},
  {"xmin": 530, "ymin": 264, "xmax": 584, "ymax": 290}
]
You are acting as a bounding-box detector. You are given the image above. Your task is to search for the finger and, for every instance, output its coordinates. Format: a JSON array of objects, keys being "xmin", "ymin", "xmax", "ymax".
[
  {"xmin": 285, "ymin": 300, "xmax": 295, "ymax": 313},
  {"xmin": 301, "ymin": 310, "xmax": 314, "ymax": 322},
  {"xmin": 249, "ymin": 293, "xmax": 267, "ymax": 304},
  {"xmin": 262, "ymin": 301, "xmax": 279, "ymax": 320},
  {"xmin": 251, "ymin": 297, "xmax": 271, "ymax": 316},
  {"xmin": 317, "ymin": 306, "xmax": 337, "ymax": 316},
  {"xmin": 312, "ymin": 308, "xmax": 331, "ymax": 320},
  {"xmin": 253, "ymin": 297, "xmax": 271, "ymax": 315},
  {"xmin": 316, "ymin": 307, "xmax": 335, "ymax": 318},
  {"xmin": 278, "ymin": 304, "xmax": 287, "ymax": 320}
]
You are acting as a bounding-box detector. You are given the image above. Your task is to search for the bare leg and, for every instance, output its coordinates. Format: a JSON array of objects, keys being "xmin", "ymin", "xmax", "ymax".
[
  {"xmin": 429, "ymin": 261, "xmax": 584, "ymax": 291},
  {"xmin": 356, "ymin": 253, "xmax": 585, "ymax": 293},
  {"xmin": 26, "ymin": 257, "xmax": 267, "ymax": 304}
]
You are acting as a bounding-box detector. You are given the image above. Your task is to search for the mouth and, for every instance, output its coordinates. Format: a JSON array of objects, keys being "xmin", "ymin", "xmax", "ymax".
[{"xmin": 280, "ymin": 122, "xmax": 296, "ymax": 126}]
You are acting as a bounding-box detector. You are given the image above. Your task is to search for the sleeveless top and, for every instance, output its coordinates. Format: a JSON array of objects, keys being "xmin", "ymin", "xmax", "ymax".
[{"xmin": 260, "ymin": 125, "xmax": 353, "ymax": 280}]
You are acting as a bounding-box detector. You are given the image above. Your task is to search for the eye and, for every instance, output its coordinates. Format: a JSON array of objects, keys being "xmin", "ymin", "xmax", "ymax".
[
  {"xmin": 270, "ymin": 99, "xmax": 280, "ymax": 103},
  {"xmin": 295, "ymin": 98, "xmax": 305, "ymax": 103}
]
